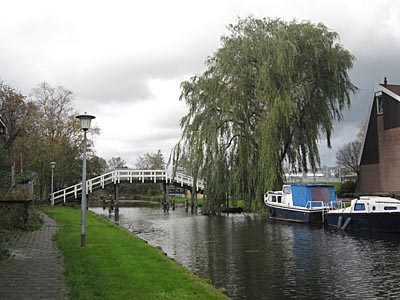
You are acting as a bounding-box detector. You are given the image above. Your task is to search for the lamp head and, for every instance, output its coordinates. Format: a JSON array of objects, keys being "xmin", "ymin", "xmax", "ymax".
[
  {"xmin": 50, "ymin": 161, "xmax": 56, "ymax": 169},
  {"xmin": 76, "ymin": 113, "xmax": 96, "ymax": 131}
]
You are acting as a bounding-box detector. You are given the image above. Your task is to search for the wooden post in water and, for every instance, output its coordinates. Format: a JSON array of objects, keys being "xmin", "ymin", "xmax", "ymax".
[
  {"xmin": 191, "ymin": 187, "xmax": 197, "ymax": 214},
  {"xmin": 102, "ymin": 196, "xmax": 106, "ymax": 210},
  {"xmin": 114, "ymin": 184, "xmax": 119, "ymax": 223},
  {"xmin": 226, "ymin": 192, "xmax": 230, "ymax": 215},
  {"xmin": 184, "ymin": 190, "xmax": 190, "ymax": 211}
]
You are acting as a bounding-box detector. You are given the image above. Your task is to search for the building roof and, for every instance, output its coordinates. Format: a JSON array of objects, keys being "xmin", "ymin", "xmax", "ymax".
[
  {"xmin": 379, "ymin": 84, "xmax": 400, "ymax": 97},
  {"xmin": 376, "ymin": 83, "xmax": 400, "ymax": 102},
  {"xmin": 358, "ymin": 80, "xmax": 400, "ymax": 165}
]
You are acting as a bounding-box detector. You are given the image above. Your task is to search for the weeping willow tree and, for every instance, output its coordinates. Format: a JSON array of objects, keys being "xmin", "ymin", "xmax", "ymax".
[{"xmin": 172, "ymin": 17, "xmax": 357, "ymax": 213}]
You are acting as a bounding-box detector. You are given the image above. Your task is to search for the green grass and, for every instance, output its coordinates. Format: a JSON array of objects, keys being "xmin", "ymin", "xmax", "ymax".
[{"xmin": 43, "ymin": 206, "xmax": 229, "ymax": 300}]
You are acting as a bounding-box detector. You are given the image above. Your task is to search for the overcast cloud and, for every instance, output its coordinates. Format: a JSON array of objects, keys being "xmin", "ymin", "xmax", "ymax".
[{"xmin": 1, "ymin": 0, "xmax": 400, "ymax": 167}]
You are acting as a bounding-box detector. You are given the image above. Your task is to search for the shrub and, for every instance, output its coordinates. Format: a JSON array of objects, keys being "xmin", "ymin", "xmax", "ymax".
[
  {"xmin": 337, "ymin": 181, "xmax": 357, "ymax": 198},
  {"xmin": 0, "ymin": 206, "xmax": 43, "ymax": 261}
]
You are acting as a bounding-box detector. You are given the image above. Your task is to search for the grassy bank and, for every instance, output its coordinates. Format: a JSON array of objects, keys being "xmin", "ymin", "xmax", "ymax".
[{"xmin": 43, "ymin": 206, "xmax": 228, "ymax": 300}]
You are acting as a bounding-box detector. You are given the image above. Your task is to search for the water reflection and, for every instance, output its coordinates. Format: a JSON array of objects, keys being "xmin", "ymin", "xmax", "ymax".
[{"xmin": 91, "ymin": 207, "xmax": 400, "ymax": 300}]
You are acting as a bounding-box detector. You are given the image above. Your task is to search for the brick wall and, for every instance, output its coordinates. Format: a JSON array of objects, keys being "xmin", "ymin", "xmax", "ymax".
[
  {"xmin": 358, "ymin": 163, "xmax": 381, "ymax": 192},
  {"xmin": 378, "ymin": 116, "xmax": 400, "ymax": 192}
]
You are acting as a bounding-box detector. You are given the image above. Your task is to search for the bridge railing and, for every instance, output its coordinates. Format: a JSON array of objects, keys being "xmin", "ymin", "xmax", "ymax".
[
  {"xmin": 173, "ymin": 172, "xmax": 205, "ymax": 191},
  {"xmin": 52, "ymin": 169, "xmax": 205, "ymax": 203}
]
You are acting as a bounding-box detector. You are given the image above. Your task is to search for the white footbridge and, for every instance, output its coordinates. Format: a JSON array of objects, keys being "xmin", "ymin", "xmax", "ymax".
[{"xmin": 51, "ymin": 169, "xmax": 204, "ymax": 204}]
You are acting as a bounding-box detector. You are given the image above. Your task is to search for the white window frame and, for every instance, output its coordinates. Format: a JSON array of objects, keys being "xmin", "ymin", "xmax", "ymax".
[{"xmin": 376, "ymin": 96, "xmax": 383, "ymax": 115}]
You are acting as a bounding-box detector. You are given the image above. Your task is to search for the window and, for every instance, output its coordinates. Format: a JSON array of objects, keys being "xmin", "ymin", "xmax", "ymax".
[
  {"xmin": 384, "ymin": 206, "xmax": 397, "ymax": 211},
  {"xmin": 271, "ymin": 196, "xmax": 276, "ymax": 202},
  {"xmin": 283, "ymin": 186, "xmax": 291, "ymax": 194},
  {"xmin": 376, "ymin": 96, "xmax": 383, "ymax": 115},
  {"xmin": 354, "ymin": 203, "xmax": 365, "ymax": 211},
  {"xmin": 277, "ymin": 196, "xmax": 282, "ymax": 203}
]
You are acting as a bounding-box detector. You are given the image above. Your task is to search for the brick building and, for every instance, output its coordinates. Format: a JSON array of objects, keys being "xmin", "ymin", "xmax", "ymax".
[{"xmin": 358, "ymin": 78, "xmax": 400, "ymax": 194}]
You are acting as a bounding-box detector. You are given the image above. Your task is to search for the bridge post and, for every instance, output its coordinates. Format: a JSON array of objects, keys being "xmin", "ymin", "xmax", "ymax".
[
  {"xmin": 184, "ymin": 190, "xmax": 190, "ymax": 211},
  {"xmin": 114, "ymin": 183, "xmax": 119, "ymax": 223},
  {"xmin": 163, "ymin": 183, "xmax": 169, "ymax": 212}
]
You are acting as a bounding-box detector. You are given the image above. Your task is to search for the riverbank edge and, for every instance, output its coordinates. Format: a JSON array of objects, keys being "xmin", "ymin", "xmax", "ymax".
[{"xmin": 43, "ymin": 206, "xmax": 229, "ymax": 300}]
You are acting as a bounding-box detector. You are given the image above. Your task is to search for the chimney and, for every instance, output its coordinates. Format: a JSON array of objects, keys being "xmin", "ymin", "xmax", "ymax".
[{"xmin": 384, "ymin": 77, "xmax": 388, "ymax": 87}]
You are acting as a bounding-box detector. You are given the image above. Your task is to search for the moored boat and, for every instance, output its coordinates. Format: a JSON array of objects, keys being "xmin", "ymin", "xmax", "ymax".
[
  {"xmin": 264, "ymin": 184, "xmax": 336, "ymax": 223},
  {"xmin": 325, "ymin": 196, "xmax": 400, "ymax": 233}
]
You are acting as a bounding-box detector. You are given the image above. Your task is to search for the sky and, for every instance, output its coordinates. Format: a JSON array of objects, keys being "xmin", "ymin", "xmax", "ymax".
[{"xmin": 1, "ymin": 0, "xmax": 400, "ymax": 168}]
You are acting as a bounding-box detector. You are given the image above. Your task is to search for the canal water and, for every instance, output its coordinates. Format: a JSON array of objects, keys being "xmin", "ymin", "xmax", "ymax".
[{"xmin": 91, "ymin": 207, "xmax": 400, "ymax": 299}]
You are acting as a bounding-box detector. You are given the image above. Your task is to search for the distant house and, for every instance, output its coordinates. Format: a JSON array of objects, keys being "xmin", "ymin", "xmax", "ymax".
[{"xmin": 358, "ymin": 78, "xmax": 400, "ymax": 194}]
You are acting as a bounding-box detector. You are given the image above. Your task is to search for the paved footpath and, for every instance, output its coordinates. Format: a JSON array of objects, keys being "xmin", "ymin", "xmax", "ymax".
[{"xmin": 0, "ymin": 212, "xmax": 68, "ymax": 300}]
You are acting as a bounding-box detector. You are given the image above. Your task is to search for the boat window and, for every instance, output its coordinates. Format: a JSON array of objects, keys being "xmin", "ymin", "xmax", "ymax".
[
  {"xmin": 283, "ymin": 186, "xmax": 291, "ymax": 194},
  {"xmin": 271, "ymin": 195, "xmax": 276, "ymax": 202},
  {"xmin": 372, "ymin": 206, "xmax": 376, "ymax": 211},
  {"xmin": 277, "ymin": 196, "xmax": 282, "ymax": 203},
  {"xmin": 354, "ymin": 203, "xmax": 365, "ymax": 211},
  {"xmin": 384, "ymin": 206, "xmax": 397, "ymax": 211},
  {"xmin": 311, "ymin": 187, "xmax": 330, "ymax": 203}
]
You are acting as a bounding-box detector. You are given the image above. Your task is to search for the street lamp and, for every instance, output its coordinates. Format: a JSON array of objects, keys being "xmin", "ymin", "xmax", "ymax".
[
  {"xmin": 50, "ymin": 161, "xmax": 56, "ymax": 206},
  {"xmin": 76, "ymin": 113, "xmax": 96, "ymax": 247}
]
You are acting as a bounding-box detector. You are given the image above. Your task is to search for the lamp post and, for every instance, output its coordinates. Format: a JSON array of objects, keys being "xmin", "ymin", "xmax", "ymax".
[
  {"xmin": 76, "ymin": 113, "xmax": 96, "ymax": 247},
  {"xmin": 50, "ymin": 162, "xmax": 56, "ymax": 206}
]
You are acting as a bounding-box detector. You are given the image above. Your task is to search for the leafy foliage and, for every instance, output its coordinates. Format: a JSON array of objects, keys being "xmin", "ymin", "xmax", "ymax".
[
  {"xmin": 107, "ymin": 156, "xmax": 127, "ymax": 170},
  {"xmin": 173, "ymin": 17, "xmax": 357, "ymax": 213},
  {"xmin": 0, "ymin": 81, "xmax": 35, "ymax": 151},
  {"xmin": 134, "ymin": 150, "xmax": 165, "ymax": 196},
  {"xmin": 337, "ymin": 181, "xmax": 357, "ymax": 198},
  {"xmin": 87, "ymin": 155, "xmax": 107, "ymax": 177},
  {"xmin": 0, "ymin": 81, "xmax": 101, "ymax": 200},
  {"xmin": 135, "ymin": 149, "xmax": 165, "ymax": 170}
]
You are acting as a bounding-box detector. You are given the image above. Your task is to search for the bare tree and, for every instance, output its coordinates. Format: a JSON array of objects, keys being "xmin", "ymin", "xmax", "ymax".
[
  {"xmin": 107, "ymin": 157, "xmax": 127, "ymax": 170},
  {"xmin": 336, "ymin": 122, "xmax": 366, "ymax": 177},
  {"xmin": 136, "ymin": 150, "xmax": 165, "ymax": 170},
  {"xmin": 31, "ymin": 82, "xmax": 78, "ymax": 141},
  {"xmin": 0, "ymin": 81, "xmax": 36, "ymax": 151}
]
